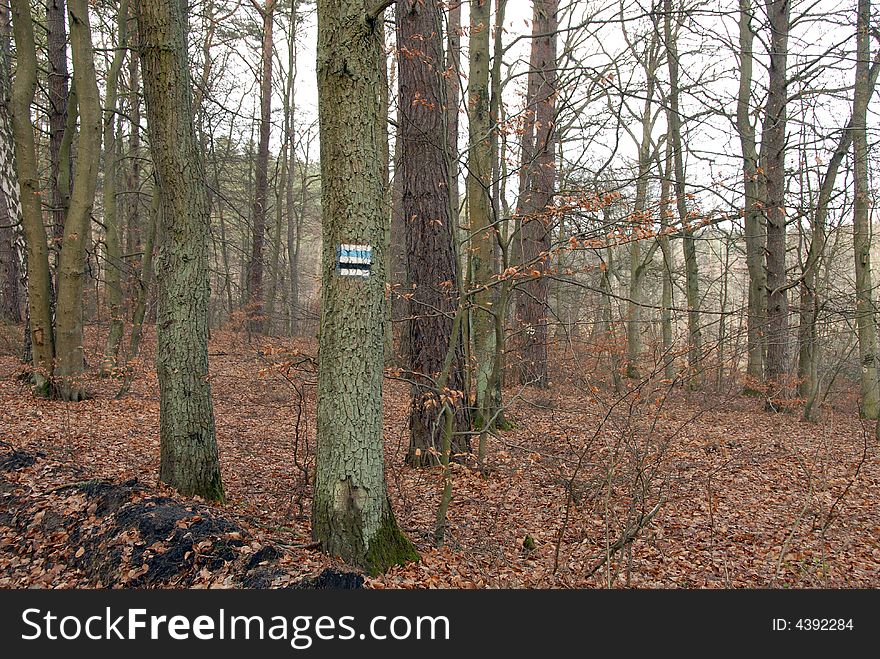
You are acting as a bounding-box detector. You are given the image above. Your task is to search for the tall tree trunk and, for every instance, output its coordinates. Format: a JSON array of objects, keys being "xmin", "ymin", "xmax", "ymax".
[
  {"xmin": 852, "ymin": 0, "xmax": 879, "ymax": 419},
  {"xmin": 9, "ymin": 0, "xmax": 53, "ymax": 394},
  {"xmin": 101, "ymin": 0, "xmax": 130, "ymax": 375},
  {"xmin": 312, "ymin": 0, "xmax": 417, "ymax": 574},
  {"xmin": 127, "ymin": 187, "xmax": 158, "ymax": 366},
  {"xmin": 247, "ymin": 0, "xmax": 276, "ymax": 334},
  {"xmin": 624, "ymin": 59, "xmax": 657, "ymax": 379},
  {"xmin": 47, "ymin": 0, "xmax": 70, "ymax": 269},
  {"xmin": 762, "ymin": 0, "xmax": 790, "ymax": 403},
  {"xmin": 53, "ymin": 0, "xmax": 102, "ymax": 401},
  {"xmin": 125, "ymin": 22, "xmax": 141, "ymax": 263},
  {"xmin": 515, "ymin": 0, "xmax": 557, "ymax": 388},
  {"xmin": 137, "ymin": 0, "xmax": 224, "ymax": 501},
  {"xmin": 0, "ymin": 2, "xmax": 21, "ymax": 324},
  {"xmin": 738, "ymin": 0, "xmax": 766, "ymax": 390},
  {"xmin": 446, "ymin": 0, "xmax": 461, "ymax": 226},
  {"xmin": 659, "ymin": 138, "xmax": 675, "ymax": 381},
  {"xmin": 397, "ymin": 0, "xmax": 469, "ymax": 466},
  {"xmin": 467, "ymin": 0, "xmax": 495, "ymax": 429},
  {"xmin": 664, "ymin": 0, "xmax": 701, "ymax": 387}
]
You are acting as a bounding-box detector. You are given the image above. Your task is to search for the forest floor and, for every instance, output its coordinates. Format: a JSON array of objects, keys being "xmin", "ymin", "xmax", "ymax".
[{"xmin": 1, "ymin": 323, "xmax": 878, "ymax": 588}]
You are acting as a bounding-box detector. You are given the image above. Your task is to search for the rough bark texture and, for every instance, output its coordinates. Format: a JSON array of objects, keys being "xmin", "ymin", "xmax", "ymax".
[
  {"xmin": 137, "ymin": 0, "xmax": 224, "ymax": 501},
  {"xmin": 46, "ymin": 0, "xmax": 70, "ymax": 261},
  {"xmin": 247, "ymin": 0, "xmax": 277, "ymax": 334},
  {"xmin": 397, "ymin": 0, "xmax": 469, "ymax": 465},
  {"xmin": 852, "ymin": 0, "xmax": 879, "ymax": 419},
  {"xmin": 101, "ymin": 0, "xmax": 130, "ymax": 374},
  {"xmin": 312, "ymin": 0, "xmax": 417, "ymax": 574},
  {"xmin": 467, "ymin": 0, "xmax": 495, "ymax": 424},
  {"xmin": 514, "ymin": 0, "xmax": 557, "ymax": 388},
  {"xmin": 53, "ymin": 0, "xmax": 102, "ymax": 401},
  {"xmin": 738, "ymin": 0, "xmax": 766, "ymax": 387},
  {"xmin": 762, "ymin": 0, "xmax": 790, "ymax": 398},
  {"xmin": 10, "ymin": 0, "xmax": 54, "ymax": 393}
]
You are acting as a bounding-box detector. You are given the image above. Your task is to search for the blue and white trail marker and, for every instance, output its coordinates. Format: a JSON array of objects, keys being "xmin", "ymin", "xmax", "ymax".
[{"xmin": 336, "ymin": 243, "xmax": 372, "ymax": 278}]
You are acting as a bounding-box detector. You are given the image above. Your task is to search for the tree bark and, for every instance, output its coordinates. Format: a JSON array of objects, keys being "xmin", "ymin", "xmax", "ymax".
[
  {"xmin": 396, "ymin": 0, "xmax": 469, "ymax": 466},
  {"xmin": 101, "ymin": 0, "xmax": 130, "ymax": 374},
  {"xmin": 762, "ymin": 0, "xmax": 790, "ymax": 403},
  {"xmin": 738, "ymin": 0, "xmax": 766, "ymax": 388},
  {"xmin": 137, "ymin": 0, "xmax": 225, "ymax": 501},
  {"xmin": 46, "ymin": 0, "xmax": 70, "ymax": 267},
  {"xmin": 514, "ymin": 0, "xmax": 557, "ymax": 388},
  {"xmin": 0, "ymin": 4, "xmax": 21, "ymax": 324},
  {"xmin": 664, "ymin": 0, "xmax": 701, "ymax": 387},
  {"xmin": 312, "ymin": 0, "xmax": 417, "ymax": 574},
  {"xmin": 10, "ymin": 0, "xmax": 54, "ymax": 394},
  {"xmin": 467, "ymin": 0, "xmax": 495, "ymax": 428},
  {"xmin": 247, "ymin": 0, "xmax": 277, "ymax": 334},
  {"xmin": 52, "ymin": 0, "xmax": 102, "ymax": 401},
  {"xmin": 852, "ymin": 0, "xmax": 879, "ymax": 419}
]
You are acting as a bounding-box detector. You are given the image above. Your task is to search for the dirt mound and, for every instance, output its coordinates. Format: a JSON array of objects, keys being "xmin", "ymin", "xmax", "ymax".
[{"xmin": 0, "ymin": 446, "xmax": 354, "ymax": 588}]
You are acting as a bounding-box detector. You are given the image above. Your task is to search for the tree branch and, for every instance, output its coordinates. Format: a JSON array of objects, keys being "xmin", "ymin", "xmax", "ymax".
[{"xmin": 365, "ymin": 0, "xmax": 395, "ymax": 23}]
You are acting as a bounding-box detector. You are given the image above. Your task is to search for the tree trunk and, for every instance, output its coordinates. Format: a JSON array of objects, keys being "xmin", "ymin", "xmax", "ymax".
[
  {"xmin": 664, "ymin": 0, "xmax": 701, "ymax": 387},
  {"xmin": 397, "ymin": 0, "xmax": 469, "ymax": 466},
  {"xmin": 738, "ymin": 0, "xmax": 766, "ymax": 390},
  {"xmin": 53, "ymin": 0, "xmax": 102, "ymax": 401},
  {"xmin": 10, "ymin": 0, "xmax": 54, "ymax": 394},
  {"xmin": 137, "ymin": 0, "xmax": 224, "ymax": 501},
  {"xmin": 467, "ymin": 0, "xmax": 496, "ymax": 429},
  {"xmin": 0, "ymin": 6, "xmax": 21, "ymax": 324},
  {"xmin": 47, "ymin": 0, "xmax": 70, "ymax": 269},
  {"xmin": 247, "ymin": 0, "xmax": 276, "ymax": 334},
  {"xmin": 852, "ymin": 0, "xmax": 879, "ymax": 419},
  {"xmin": 101, "ymin": 0, "xmax": 130, "ymax": 375},
  {"xmin": 515, "ymin": 0, "xmax": 557, "ymax": 388},
  {"xmin": 762, "ymin": 0, "xmax": 790, "ymax": 403},
  {"xmin": 312, "ymin": 0, "xmax": 417, "ymax": 574}
]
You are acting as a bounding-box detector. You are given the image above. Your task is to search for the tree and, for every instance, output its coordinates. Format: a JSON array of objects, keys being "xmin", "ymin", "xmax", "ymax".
[
  {"xmin": 737, "ymin": 0, "xmax": 766, "ymax": 389},
  {"xmin": 246, "ymin": 0, "xmax": 277, "ymax": 334},
  {"xmin": 100, "ymin": 0, "xmax": 131, "ymax": 374},
  {"xmin": 467, "ymin": 0, "xmax": 495, "ymax": 430},
  {"xmin": 515, "ymin": 0, "xmax": 558, "ymax": 388},
  {"xmin": 761, "ymin": 0, "xmax": 791, "ymax": 401},
  {"xmin": 852, "ymin": 0, "xmax": 879, "ymax": 419},
  {"xmin": 663, "ymin": 0, "xmax": 702, "ymax": 386},
  {"xmin": 10, "ymin": 0, "xmax": 54, "ymax": 394},
  {"xmin": 52, "ymin": 0, "xmax": 102, "ymax": 401},
  {"xmin": 396, "ymin": 0, "xmax": 469, "ymax": 465},
  {"xmin": 46, "ymin": 0, "xmax": 70, "ymax": 266},
  {"xmin": 0, "ymin": 0, "xmax": 21, "ymax": 325},
  {"xmin": 311, "ymin": 0, "xmax": 417, "ymax": 574},
  {"xmin": 137, "ymin": 0, "xmax": 225, "ymax": 501}
]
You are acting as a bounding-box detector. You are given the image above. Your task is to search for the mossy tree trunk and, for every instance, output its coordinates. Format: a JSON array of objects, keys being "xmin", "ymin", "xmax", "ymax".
[
  {"xmin": 312, "ymin": 0, "xmax": 417, "ymax": 574},
  {"xmin": 136, "ymin": 0, "xmax": 225, "ymax": 502},
  {"xmin": 10, "ymin": 0, "xmax": 54, "ymax": 395},
  {"xmin": 852, "ymin": 0, "xmax": 880, "ymax": 420}
]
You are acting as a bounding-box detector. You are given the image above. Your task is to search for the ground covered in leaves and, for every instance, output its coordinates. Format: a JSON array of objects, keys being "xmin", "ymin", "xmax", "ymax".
[{"xmin": 1, "ymin": 324, "xmax": 878, "ymax": 588}]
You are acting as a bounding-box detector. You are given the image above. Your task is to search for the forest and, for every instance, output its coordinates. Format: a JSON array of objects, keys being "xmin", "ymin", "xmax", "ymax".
[{"xmin": 0, "ymin": 0, "xmax": 878, "ymax": 589}]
